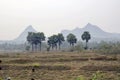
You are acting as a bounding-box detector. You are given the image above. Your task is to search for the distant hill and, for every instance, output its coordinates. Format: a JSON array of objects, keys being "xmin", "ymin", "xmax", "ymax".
[
  {"xmin": 14, "ymin": 25, "xmax": 37, "ymax": 43},
  {"xmin": 0, "ymin": 23, "xmax": 120, "ymax": 44},
  {"xmin": 61, "ymin": 23, "xmax": 120, "ymax": 42}
]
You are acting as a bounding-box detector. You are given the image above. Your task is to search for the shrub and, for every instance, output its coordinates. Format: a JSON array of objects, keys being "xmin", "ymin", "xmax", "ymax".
[
  {"xmin": 32, "ymin": 63, "xmax": 40, "ymax": 67},
  {"xmin": 25, "ymin": 46, "xmax": 30, "ymax": 51},
  {"xmin": 74, "ymin": 45, "xmax": 84, "ymax": 52},
  {"xmin": 75, "ymin": 75, "xmax": 85, "ymax": 80},
  {"xmin": 91, "ymin": 71, "xmax": 103, "ymax": 80},
  {"xmin": 96, "ymin": 42, "xmax": 120, "ymax": 54},
  {"xmin": 0, "ymin": 77, "xmax": 2, "ymax": 80}
]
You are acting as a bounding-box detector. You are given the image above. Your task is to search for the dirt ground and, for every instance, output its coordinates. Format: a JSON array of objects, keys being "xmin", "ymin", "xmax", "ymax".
[{"xmin": 0, "ymin": 52, "xmax": 120, "ymax": 80}]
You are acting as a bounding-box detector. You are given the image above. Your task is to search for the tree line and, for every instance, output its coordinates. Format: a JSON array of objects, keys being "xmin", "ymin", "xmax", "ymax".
[{"xmin": 27, "ymin": 31, "xmax": 91, "ymax": 51}]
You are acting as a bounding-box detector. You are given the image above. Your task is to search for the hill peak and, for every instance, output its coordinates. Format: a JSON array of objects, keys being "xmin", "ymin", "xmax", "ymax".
[
  {"xmin": 61, "ymin": 23, "xmax": 120, "ymax": 42},
  {"xmin": 24, "ymin": 25, "xmax": 36, "ymax": 32},
  {"xmin": 85, "ymin": 23, "xmax": 96, "ymax": 28},
  {"xmin": 14, "ymin": 25, "xmax": 37, "ymax": 43},
  {"xmin": 86, "ymin": 23, "xmax": 92, "ymax": 26},
  {"xmin": 84, "ymin": 23, "xmax": 102, "ymax": 31},
  {"xmin": 27, "ymin": 25, "xmax": 32, "ymax": 28}
]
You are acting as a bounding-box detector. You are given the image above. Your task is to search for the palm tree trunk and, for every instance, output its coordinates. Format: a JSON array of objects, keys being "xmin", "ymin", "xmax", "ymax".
[
  {"xmin": 55, "ymin": 44, "xmax": 57, "ymax": 50},
  {"xmin": 70, "ymin": 43, "xmax": 71, "ymax": 46},
  {"xmin": 32, "ymin": 44, "xmax": 34, "ymax": 52},
  {"xmin": 47, "ymin": 46, "xmax": 50, "ymax": 51},
  {"xmin": 52, "ymin": 44, "xmax": 54, "ymax": 50},
  {"xmin": 35, "ymin": 44, "xmax": 37, "ymax": 51},
  {"xmin": 85, "ymin": 41, "xmax": 88, "ymax": 50},
  {"xmin": 59, "ymin": 43, "xmax": 61, "ymax": 50},
  {"xmin": 72, "ymin": 43, "xmax": 74, "ymax": 47},
  {"xmin": 40, "ymin": 43, "xmax": 41, "ymax": 51}
]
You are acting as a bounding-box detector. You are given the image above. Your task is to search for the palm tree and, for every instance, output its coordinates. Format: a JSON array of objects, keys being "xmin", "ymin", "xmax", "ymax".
[
  {"xmin": 47, "ymin": 36, "xmax": 54, "ymax": 50},
  {"xmin": 51, "ymin": 35, "xmax": 58, "ymax": 49},
  {"xmin": 27, "ymin": 32, "xmax": 45, "ymax": 51},
  {"xmin": 32, "ymin": 33, "xmax": 39, "ymax": 51},
  {"xmin": 37, "ymin": 32, "xmax": 45, "ymax": 51},
  {"xmin": 81, "ymin": 31, "xmax": 91, "ymax": 49},
  {"xmin": 67, "ymin": 33, "xmax": 77, "ymax": 47},
  {"xmin": 27, "ymin": 32, "xmax": 34, "ymax": 51},
  {"xmin": 47, "ymin": 35, "xmax": 58, "ymax": 50},
  {"xmin": 47, "ymin": 37, "xmax": 52, "ymax": 50},
  {"xmin": 57, "ymin": 33, "xmax": 65, "ymax": 50}
]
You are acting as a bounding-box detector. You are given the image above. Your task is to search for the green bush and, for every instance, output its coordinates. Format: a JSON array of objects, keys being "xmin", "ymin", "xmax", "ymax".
[
  {"xmin": 0, "ymin": 77, "xmax": 3, "ymax": 80},
  {"xmin": 91, "ymin": 71, "xmax": 103, "ymax": 80},
  {"xmin": 75, "ymin": 75, "xmax": 85, "ymax": 80},
  {"xmin": 32, "ymin": 63, "xmax": 40, "ymax": 68}
]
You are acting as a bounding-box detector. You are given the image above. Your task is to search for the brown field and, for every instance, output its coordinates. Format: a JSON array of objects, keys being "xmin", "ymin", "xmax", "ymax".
[{"xmin": 0, "ymin": 52, "xmax": 120, "ymax": 80}]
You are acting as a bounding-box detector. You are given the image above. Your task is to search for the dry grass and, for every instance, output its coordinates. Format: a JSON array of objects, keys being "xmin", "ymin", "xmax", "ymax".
[{"xmin": 0, "ymin": 52, "xmax": 120, "ymax": 80}]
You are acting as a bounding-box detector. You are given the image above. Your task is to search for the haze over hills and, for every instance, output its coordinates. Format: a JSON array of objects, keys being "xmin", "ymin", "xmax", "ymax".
[
  {"xmin": 14, "ymin": 25, "xmax": 37, "ymax": 43},
  {"xmin": 15, "ymin": 23, "xmax": 120, "ymax": 43},
  {"xmin": 61, "ymin": 23, "xmax": 120, "ymax": 42},
  {"xmin": 0, "ymin": 23, "xmax": 120, "ymax": 44}
]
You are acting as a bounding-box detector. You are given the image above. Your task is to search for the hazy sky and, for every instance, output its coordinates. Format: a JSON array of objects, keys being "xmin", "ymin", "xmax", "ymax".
[{"xmin": 0, "ymin": 0, "xmax": 120, "ymax": 40}]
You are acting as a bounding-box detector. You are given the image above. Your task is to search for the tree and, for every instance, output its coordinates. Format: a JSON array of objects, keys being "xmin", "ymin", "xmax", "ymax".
[
  {"xmin": 32, "ymin": 33, "xmax": 39, "ymax": 51},
  {"xmin": 47, "ymin": 35, "xmax": 58, "ymax": 50},
  {"xmin": 27, "ymin": 32, "xmax": 45, "ymax": 51},
  {"xmin": 57, "ymin": 33, "xmax": 65, "ymax": 50},
  {"xmin": 81, "ymin": 31, "xmax": 91, "ymax": 49},
  {"xmin": 67, "ymin": 33, "xmax": 77, "ymax": 47},
  {"xmin": 47, "ymin": 37, "xmax": 53, "ymax": 50},
  {"xmin": 37, "ymin": 32, "xmax": 45, "ymax": 51},
  {"xmin": 52, "ymin": 35, "xmax": 58, "ymax": 49},
  {"xmin": 27, "ymin": 32, "xmax": 34, "ymax": 51}
]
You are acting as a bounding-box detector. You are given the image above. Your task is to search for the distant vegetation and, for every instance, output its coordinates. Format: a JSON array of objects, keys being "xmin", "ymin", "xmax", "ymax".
[
  {"xmin": 0, "ymin": 31, "xmax": 120, "ymax": 80},
  {"xmin": 25, "ymin": 31, "xmax": 120, "ymax": 54},
  {"xmin": 67, "ymin": 33, "xmax": 77, "ymax": 47},
  {"xmin": 27, "ymin": 32, "xmax": 45, "ymax": 51},
  {"xmin": 0, "ymin": 31, "xmax": 120, "ymax": 54},
  {"xmin": 26, "ymin": 31, "xmax": 91, "ymax": 52},
  {"xmin": 47, "ymin": 33, "xmax": 65, "ymax": 50},
  {"xmin": 95, "ymin": 41, "xmax": 120, "ymax": 54},
  {"xmin": 81, "ymin": 31, "xmax": 91, "ymax": 49}
]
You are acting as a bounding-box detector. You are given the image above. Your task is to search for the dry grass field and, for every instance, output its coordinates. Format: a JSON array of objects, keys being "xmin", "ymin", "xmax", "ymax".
[{"xmin": 0, "ymin": 51, "xmax": 120, "ymax": 80}]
